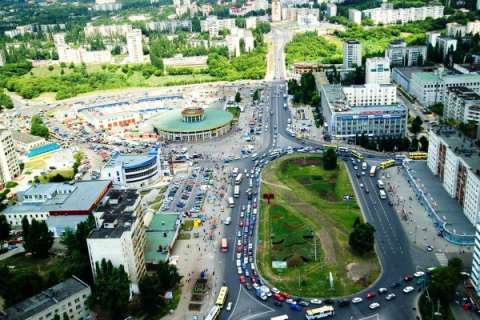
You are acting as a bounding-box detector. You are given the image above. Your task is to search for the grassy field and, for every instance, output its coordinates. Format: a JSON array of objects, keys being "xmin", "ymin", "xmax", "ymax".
[
  {"xmin": 0, "ymin": 254, "xmax": 64, "ymax": 278},
  {"xmin": 257, "ymin": 154, "xmax": 380, "ymax": 297}
]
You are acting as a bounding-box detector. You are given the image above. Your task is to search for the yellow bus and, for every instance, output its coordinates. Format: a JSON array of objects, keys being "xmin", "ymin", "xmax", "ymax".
[
  {"xmin": 379, "ymin": 159, "xmax": 395, "ymax": 169},
  {"xmin": 408, "ymin": 152, "xmax": 428, "ymax": 160},
  {"xmin": 215, "ymin": 286, "xmax": 229, "ymax": 308},
  {"xmin": 351, "ymin": 150, "xmax": 364, "ymax": 160},
  {"xmin": 205, "ymin": 306, "xmax": 221, "ymax": 320},
  {"xmin": 305, "ymin": 306, "xmax": 335, "ymax": 319}
]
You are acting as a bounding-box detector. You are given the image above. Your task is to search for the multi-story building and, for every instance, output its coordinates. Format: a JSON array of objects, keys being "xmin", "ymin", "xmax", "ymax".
[
  {"xmin": 84, "ymin": 24, "xmax": 132, "ymax": 37},
  {"xmin": 146, "ymin": 20, "xmax": 192, "ymax": 33},
  {"xmin": 87, "ymin": 189, "xmax": 147, "ymax": 293},
  {"xmin": 271, "ymin": 0, "xmax": 282, "ymax": 22},
  {"xmin": 53, "ymin": 33, "xmax": 112, "ymax": 64},
  {"xmin": 0, "ymin": 276, "xmax": 91, "ymax": 320},
  {"xmin": 11, "ymin": 130, "xmax": 48, "ymax": 152},
  {"xmin": 246, "ymin": 16, "xmax": 257, "ymax": 29},
  {"xmin": 94, "ymin": 0, "xmax": 122, "ymax": 11},
  {"xmin": 4, "ymin": 25, "xmax": 34, "ymax": 38},
  {"xmin": 100, "ymin": 148, "xmax": 169, "ymax": 189},
  {"xmin": 283, "ymin": 8, "xmax": 320, "ymax": 22},
  {"xmin": 410, "ymin": 72, "xmax": 480, "ymax": 106},
  {"xmin": 385, "ymin": 40, "xmax": 427, "ymax": 67},
  {"xmin": 200, "ymin": 16, "xmax": 236, "ymax": 38},
  {"xmin": 320, "ymin": 85, "xmax": 407, "ymax": 140},
  {"xmin": 436, "ymin": 36, "xmax": 458, "ymax": 58},
  {"xmin": 446, "ymin": 21, "xmax": 480, "ymax": 37},
  {"xmin": 427, "ymin": 127, "xmax": 480, "ymax": 226},
  {"xmin": 226, "ymin": 28, "xmax": 255, "ymax": 57},
  {"xmin": 343, "ymin": 40, "xmax": 362, "ymax": 69},
  {"xmin": 366, "ymin": 57, "xmax": 391, "ymax": 84},
  {"xmin": 0, "ymin": 129, "xmax": 20, "ymax": 184},
  {"xmin": 472, "ymin": 224, "xmax": 480, "ymax": 296},
  {"xmin": 363, "ymin": 3, "xmax": 444, "ymax": 25},
  {"xmin": 444, "ymin": 87, "xmax": 480, "ymax": 125},
  {"xmin": 127, "ymin": 29, "xmax": 144, "ymax": 63},
  {"xmin": 348, "ymin": 9, "xmax": 362, "ymax": 24},
  {"xmin": 343, "ymin": 84, "xmax": 397, "ymax": 106},
  {"xmin": 326, "ymin": 4, "xmax": 337, "ymax": 17},
  {"xmin": 426, "ymin": 31, "xmax": 441, "ymax": 47},
  {"xmin": 1, "ymin": 180, "xmax": 111, "ymax": 236}
]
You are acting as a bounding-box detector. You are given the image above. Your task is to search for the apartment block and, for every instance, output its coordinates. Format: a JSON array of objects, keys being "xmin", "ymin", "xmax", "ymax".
[
  {"xmin": 444, "ymin": 87, "xmax": 480, "ymax": 125},
  {"xmin": 343, "ymin": 84, "xmax": 397, "ymax": 106},
  {"xmin": 343, "ymin": 40, "xmax": 362, "ymax": 69},
  {"xmin": 366, "ymin": 57, "xmax": 391, "ymax": 84},
  {"xmin": 385, "ymin": 40, "xmax": 426, "ymax": 67},
  {"xmin": 87, "ymin": 189, "xmax": 147, "ymax": 293},
  {"xmin": 326, "ymin": 4, "xmax": 337, "ymax": 17},
  {"xmin": 127, "ymin": 29, "xmax": 144, "ymax": 63},
  {"xmin": 200, "ymin": 16, "xmax": 235, "ymax": 38},
  {"xmin": 363, "ymin": 3, "xmax": 444, "ymax": 25},
  {"xmin": 437, "ymin": 36, "xmax": 458, "ymax": 58},
  {"xmin": 348, "ymin": 9, "xmax": 362, "ymax": 24},
  {"xmin": 0, "ymin": 129, "xmax": 20, "ymax": 184}
]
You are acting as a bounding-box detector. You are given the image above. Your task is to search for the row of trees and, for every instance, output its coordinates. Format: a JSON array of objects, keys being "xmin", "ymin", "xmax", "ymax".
[
  {"xmin": 287, "ymin": 72, "xmax": 320, "ymax": 106},
  {"xmin": 354, "ymin": 134, "xmax": 429, "ymax": 152}
]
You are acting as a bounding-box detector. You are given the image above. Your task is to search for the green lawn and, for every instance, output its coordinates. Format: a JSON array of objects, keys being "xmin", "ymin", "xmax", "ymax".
[
  {"xmin": 257, "ymin": 154, "xmax": 379, "ymax": 297},
  {"xmin": 0, "ymin": 254, "xmax": 64, "ymax": 278},
  {"xmin": 226, "ymin": 106, "xmax": 241, "ymax": 118}
]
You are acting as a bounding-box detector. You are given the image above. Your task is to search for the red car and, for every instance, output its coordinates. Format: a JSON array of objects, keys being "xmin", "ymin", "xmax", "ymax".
[
  {"xmin": 366, "ymin": 292, "xmax": 377, "ymax": 299},
  {"xmin": 251, "ymin": 276, "xmax": 257, "ymax": 283},
  {"xmin": 253, "ymin": 203, "xmax": 257, "ymax": 208},
  {"xmin": 403, "ymin": 275, "xmax": 414, "ymax": 282},
  {"xmin": 239, "ymin": 220, "xmax": 244, "ymax": 227},
  {"xmin": 239, "ymin": 275, "xmax": 246, "ymax": 284},
  {"xmin": 273, "ymin": 293, "xmax": 286, "ymax": 302},
  {"xmin": 236, "ymin": 245, "xmax": 243, "ymax": 253}
]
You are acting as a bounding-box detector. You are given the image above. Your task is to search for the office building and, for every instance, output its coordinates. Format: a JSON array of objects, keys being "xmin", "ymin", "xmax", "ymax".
[
  {"xmin": 437, "ymin": 36, "xmax": 458, "ymax": 58},
  {"xmin": 444, "ymin": 87, "xmax": 480, "ymax": 125},
  {"xmin": 271, "ymin": 0, "xmax": 282, "ymax": 22},
  {"xmin": 326, "ymin": 4, "xmax": 337, "ymax": 17},
  {"xmin": 348, "ymin": 9, "xmax": 362, "ymax": 24},
  {"xmin": 127, "ymin": 29, "xmax": 144, "ymax": 63},
  {"xmin": 343, "ymin": 40, "xmax": 362, "ymax": 69},
  {"xmin": 427, "ymin": 127, "xmax": 480, "ymax": 226},
  {"xmin": 342, "ymin": 84, "xmax": 397, "ymax": 106},
  {"xmin": 385, "ymin": 40, "xmax": 427, "ymax": 67},
  {"xmin": 362, "ymin": 3, "xmax": 444, "ymax": 25},
  {"xmin": 366, "ymin": 57, "xmax": 391, "ymax": 84},
  {"xmin": 100, "ymin": 148, "xmax": 169, "ymax": 189},
  {"xmin": 320, "ymin": 85, "xmax": 407, "ymax": 140},
  {"xmin": 410, "ymin": 72, "xmax": 480, "ymax": 106},
  {"xmin": 0, "ymin": 129, "xmax": 20, "ymax": 185},
  {"xmin": 0, "ymin": 276, "xmax": 91, "ymax": 320},
  {"xmin": 87, "ymin": 189, "xmax": 147, "ymax": 293}
]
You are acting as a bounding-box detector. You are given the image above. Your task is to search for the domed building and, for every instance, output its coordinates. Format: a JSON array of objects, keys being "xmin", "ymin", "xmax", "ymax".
[{"xmin": 151, "ymin": 107, "xmax": 233, "ymax": 142}]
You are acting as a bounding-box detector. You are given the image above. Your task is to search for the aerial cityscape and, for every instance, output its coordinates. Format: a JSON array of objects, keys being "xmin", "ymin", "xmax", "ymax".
[{"xmin": 0, "ymin": 0, "xmax": 479, "ymax": 319}]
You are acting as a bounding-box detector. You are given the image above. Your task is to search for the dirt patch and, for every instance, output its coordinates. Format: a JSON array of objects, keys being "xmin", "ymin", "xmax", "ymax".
[
  {"xmin": 261, "ymin": 178, "xmax": 292, "ymax": 191},
  {"xmin": 284, "ymin": 222, "xmax": 304, "ymax": 229},
  {"xmin": 316, "ymin": 229, "xmax": 336, "ymax": 264},
  {"xmin": 346, "ymin": 262, "xmax": 374, "ymax": 282}
]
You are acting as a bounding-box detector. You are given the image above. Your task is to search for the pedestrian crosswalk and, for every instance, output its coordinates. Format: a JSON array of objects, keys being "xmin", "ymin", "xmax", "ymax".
[{"xmin": 435, "ymin": 252, "xmax": 448, "ymax": 266}]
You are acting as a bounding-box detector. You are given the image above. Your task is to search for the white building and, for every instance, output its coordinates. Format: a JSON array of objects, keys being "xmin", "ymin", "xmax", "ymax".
[
  {"xmin": 246, "ymin": 16, "xmax": 257, "ymax": 29},
  {"xmin": 84, "ymin": 23, "xmax": 133, "ymax": 37},
  {"xmin": 343, "ymin": 40, "xmax": 362, "ymax": 69},
  {"xmin": 94, "ymin": 0, "xmax": 122, "ymax": 11},
  {"xmin": 472, "ymin": 224, "xmax": 480, "ymax": 296},
  {"xmin": 1, "ymin": 276, "xmax": 91, "ymax": 320},
  {"xmin": 348, "ymin": 9, "xmax": 362, "ymax": 24},
  {"xmin": 53, "ymin": 33, "xmax": 112, "ymax": 64},
  {"xmin": 226, "ymin": 28, "xmax": 255, "ymax": 57},
  {"xmin": 410, "ymin": 72, "xmax": 480, "ymax": 106},
  {"xmin": 127, "ymin": 29, "xmax": 144, "ymax": 63},
  {"xmin": 427, "ymin": 128, "xmax": 480, "ymax": 226},
  {"xmin": 437, "ymin": 36, "xmax": 458, "ymax": 58},
  {"xmin": 365, "ymin": 57, "xmax": 391, "ymax": 84},
  {"xmin": 446, "ymin": 21, "xmax": 480, "ymax": 37},
  {"xmin": 0, "ymin": 129, "xmax": 20, "ymax": 184},
  {"xmin": 385, "ymin": 40, "xmax": 427, "ymax": 67},
  {"xmin": 444, "ymin": 87, "xmax": 480, "ymax": 125},
  {"xmin": 343, "ymin": 84, "xmax": 397, "ymax": 106},
  {"xmin": 363, "ymin": 3, "xmax": 444, "ymax": 25},
  {"xmin": 11, "ymin": 130, "xmax": 48, "ymax": 152},
  {"xmin": 200, "ymin": 16, "xmax": 236, "ymax": 38},
  {"xmin": 87, "ymin": 189, "xmax": 147, "ymax": 293},
  {"xmin": 271, "ymin": 0, "xmax": 282, "ymax": 22},
  {"xmin": 427, "ymin": 31, "xmax": 441, "ymax": 47},
  {"xmin": 4, "ymin": 25, "xmax": 34, "ymax": 38},
  {"xmin": 283, "ymin": 8, "xmax": 320, "ymax": 22},
  {"xmin": 326, "ymin": 4, "xmax": 337, "ymax": 17},
  {"xmin": 100, "ymin": 148, "xmax": 169, "ymax": 189}
]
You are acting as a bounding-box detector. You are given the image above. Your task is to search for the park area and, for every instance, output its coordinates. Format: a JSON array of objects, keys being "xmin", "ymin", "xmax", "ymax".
[{"xmin": 257, "ymin": 154, "xmax": 379, "ymax": 297}]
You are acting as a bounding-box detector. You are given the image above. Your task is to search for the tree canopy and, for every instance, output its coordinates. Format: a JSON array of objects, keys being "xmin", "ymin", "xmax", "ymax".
[
  {"xmin": 30, "ymin": 115, "xmax": 49, "ymax": 138},
  {"xmin": 349, "ymin": 217, "xmax": 375, "ymax": 255},
  {"xmin": 323, "ymin": 147, "xmax": 337, "ymax": 170},
  {"xmin": 21, "ymin": 217, "xmax": 54, "ymax": 258}
]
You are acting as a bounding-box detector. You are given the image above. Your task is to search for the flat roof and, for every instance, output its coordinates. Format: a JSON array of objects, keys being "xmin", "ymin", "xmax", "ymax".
[
  {"xmin": 1, "ymin": 277, "xmax": 90, "ymax": 320},
  {"xmin": 151, "ymin": 108, "xmax": 233, "ymax": 133},
  {"xmin": 147, "ymin": 213, "xmax": 179, "ymax": 230},
  {"xmin": 3, "ymin": 180, "xmax": 111, "ymax": 215},
  {"xmin": 145, "ymin": 213, "xmax": 180, "ymax": 263},
  {"xmin": 11, "ymin": 130, "xmax": 45, "ymax": 144},
  {"xmin": 104, "ymin": 150, "xmax": 157, "ymax": 169}
]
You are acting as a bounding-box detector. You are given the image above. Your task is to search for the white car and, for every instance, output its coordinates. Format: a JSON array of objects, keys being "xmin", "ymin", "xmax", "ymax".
[
  {"xmin": 385, "ymin": 293, "xmax": 396, "ymax": 301},
  {"xmin": 226, "ymin": 302, "xmax": 233, "ymax": 311},
  {"xmin": 369, "ymin": 302, "xmax": 380, "ymax": 310},
  {"xmin": 271, "ymin": 287, "xmax": 280, "ymax": 294},
  {"xmin": 236, "ymin": 253, "xmax": 242, "ymax": 259},
  {"xmin": 310, "ymin": 299, "xmax": 323, "ymax": 305},
  {"xmin": 237, "ymin": 267, "xmax": 243, "ymax": 275},
  {"xmin": 360, "ymin": 183, "xmax": 364, "ymax": 188},
  {"xmin": 236, "ymin": 259, "xmax": 241, "ymax": 267},
  {"xmin": 352, "ymin": 297, "xmax": 363, "ymax": 304},
  {"xmin": 403, "ymin": 286, "xmax": 415, "ymax": 294},
  {"xmin": 414, "ymin": 271, "xmax": 425, "ymax": 278}
]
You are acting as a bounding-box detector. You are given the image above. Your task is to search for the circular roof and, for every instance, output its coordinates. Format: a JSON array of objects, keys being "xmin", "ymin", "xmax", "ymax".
[
  {"xmin": 182, "ymin": 107, "xmax": 204, "ymax": 117},
  {"xmin": 151, "ymin": 108, "xmax": 233, "ymax": 133}
]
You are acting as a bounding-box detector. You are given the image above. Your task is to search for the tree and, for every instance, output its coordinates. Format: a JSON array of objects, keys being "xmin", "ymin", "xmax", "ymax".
[
  {"xmin": 0, "ymin": 92, "xmax": 14, "ymax": 109},
  {"xmin": 252, "ymin": 89, "xmax": 260, "ymax": 102},
  {"xmin": 22, "ymin": 218, "xmax": 54, "ymax": 257},
  {"xmin": 419, "ymin": 136, "xmax": 429, "ymax": 152},
  {"xmin": 192, "ymin": 16, "xmax": 201, "ymax": 32},
  {"xmin": 30, "ymin": 115, "xmax": 49, "ymax": 138},
  {"xmin": 323, "ymin": 147, "xmax": 337, "ymax": 170},
  {"xmin": 428, "ymin": 258, "xmax": 463, "ymax": 304},
  {"xmin": 0, "ymin": 215, "xmax": 10, "ymax": 246},
  {"xmin": 429, "ymin": 102, "xmax": 444, "ymax": 116},
  {"xmin": 235, "ymin": 91, "xmax": 241, "ymax": 103},
  {"xmin": 410, "ymin": 116, "xmax": 423, "ymax": 134},
  {"xmin": 87, "ymin": 259, "xmax": 130, "ymax": 320},
  {"xmin": 349, "ymin": 218, "xmax": 375, "ymax": 255}
]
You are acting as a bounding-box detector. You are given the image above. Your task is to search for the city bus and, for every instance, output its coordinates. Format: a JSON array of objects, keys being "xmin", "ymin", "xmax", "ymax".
[
  {"xmin": 216, "ymin": 286, "xmax": 229, "ymax": 308},
  {"xmin": 408, "ymin": 152, "xmax": 428, "ymax": 160},
  {"xmin": 379, "ymin": 159, "xmax": 396, "ymax": 169},
  {"xmin": 369, "ymin": 166, "xmax": 377, "ymax": 177},
  {"xmin": 235, "ymin": 173, "xmax": 243, "ymax": 185},
  {"xmin": 234, "ymin": 185, "xmax": 240, "ymax": 198},
  {"xmin": 270, "ymin": 315, "xmax": 289, "ymax": 320},
  {"xmin": 305, "ymin": 306, "xmax": 335, "ymax": 319},
  {"xmin": 351, "ymin": 150, "xmax": 364, "ymax": 160},
  {"xmin": 220, "ymin": 238, "xmax": 228, "ymax": 252},
  {"xmin": 204, "ymin": 306, "xmax": 221, "ymax": 320},
  {"xmin": 227, "ymin": 197, "xmax": 235, "ymax": 208}
]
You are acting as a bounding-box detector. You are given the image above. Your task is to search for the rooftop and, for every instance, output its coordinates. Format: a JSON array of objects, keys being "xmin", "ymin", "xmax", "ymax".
[
  {"xmin": 144, "ymin": 213, "xmax": 180, "ymax": 264},
  {"xmin": 104, "ymin": 148, "xmax": 158, "ymax": 169},
  {"xmin": 3, "ymin": 180, "xmax": 112, "ymax": 215},
  {"xmin": 447, "ymin": 86, "xmax": 480, "ymax": 101},
  {"xmin": 25, "ymin": 143, "xmax": 60, "ymax": 158},
  {"xmin": 0, "ymin": 277, "xmax": 90, "ymax": 320},
  {"xmin": 89, "ymin": 189, "xmax": 140, "ymax": 239},
  {"xmin": 11, "ymin": 130, "xmax": 45, "ymax": 144},
  {"xmin": 151, "ymin": 107, "xmax": 233, "ymax": 133}
]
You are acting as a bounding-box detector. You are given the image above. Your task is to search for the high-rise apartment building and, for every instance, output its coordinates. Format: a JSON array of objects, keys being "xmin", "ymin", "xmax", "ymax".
[
  {"xmin": 271, "ymin": 0, "xmax": 282, "ymax": 22},
  {"xmin": 0, "ymin": 129, "xmax": 20, "ymax": 184},
  {"xmin": 385, "ymin": 40, "xmax": 426, "ymax": 67},
  {"xmin": 363, "ymin": 3, "xmax": 444, "ymax": 25},
  {"xmin": 444, "ymin": 87, "xmax": 480, "ymax": 125},
  {"xmin": 343, "ymin": 40, "xmax": 362, "ymax": 69},
  {"xmin": 365, "ymin": 57, "xmax": 391, "ymax": 84},
  {"xmin": 127, "ymin": 29, "xmax": 144, "ymax": 63}
]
